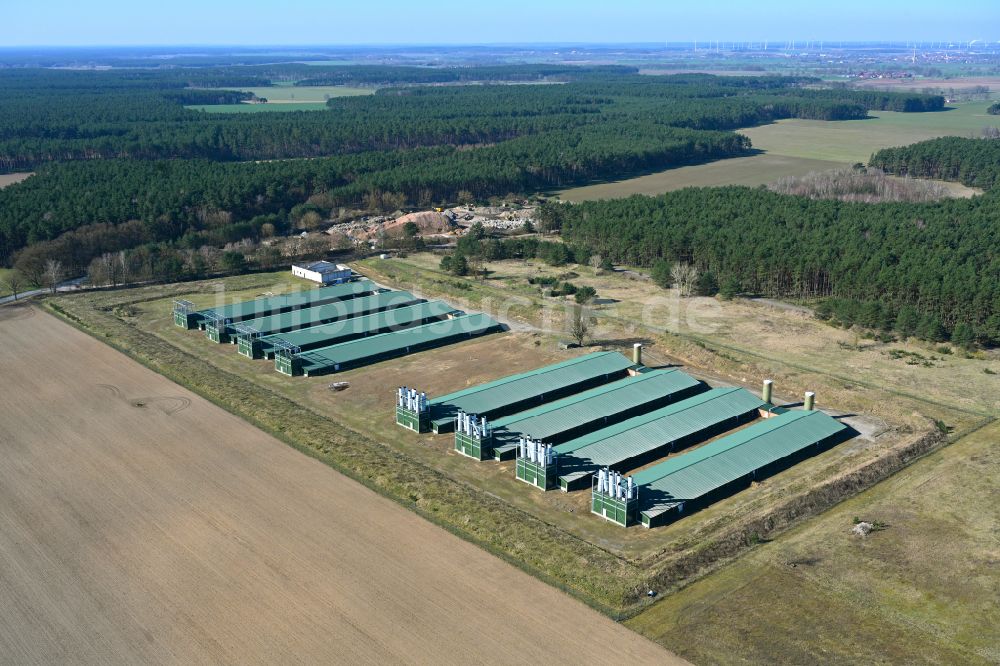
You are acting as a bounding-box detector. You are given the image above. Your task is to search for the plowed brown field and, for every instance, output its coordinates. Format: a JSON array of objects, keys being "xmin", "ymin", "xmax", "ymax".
[{"xmin": 0, "ymin": 305, "xmax": 679, "ymax": 664}]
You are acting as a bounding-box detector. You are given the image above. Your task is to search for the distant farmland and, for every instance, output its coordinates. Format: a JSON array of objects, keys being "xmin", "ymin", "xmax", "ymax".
[
  {"xmin": 224, "ymin": 85, "xmax": 373, "ymax": 103},
  {"xmin": 0, "ymin": 172, "xmax": 31, "ymax": 188},
  {"xmin": 187, "ymin": 85, "xmax": 374, "ymax": 112},
  {"xmin": 186, "ymin": 103, "xmax": 330, "ymax": 113},
  {"xmin": 741, "ymin": 100, "xmax": 1000, "ymax": 163},
  {"xmin": 558, "ymin": 100, "xmax": 999, "ymax": 201}
]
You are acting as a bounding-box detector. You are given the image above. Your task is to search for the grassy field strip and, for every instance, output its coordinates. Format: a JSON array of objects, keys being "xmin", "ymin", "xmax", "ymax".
[
  {"xmin": 0, "ymin": 267, "xmax": 17, "ymax": 297},
  {"xmin": 557, "ymin": 154, "xmax": 849, "ymax": 201},
  {"xmin": 221, "ymin": 85, "xmax": 373, "ymax": 102},
  {"xmin": 741, "ymin": 101, "xmax": 1000, "ymax": 164},
  {"xmin": 625, "ymin": 419, "xmax": 1000, "ymax": 664},
  {"xmin": 186, "ymin": 103, "xmax": 330, "ymax": 113}
]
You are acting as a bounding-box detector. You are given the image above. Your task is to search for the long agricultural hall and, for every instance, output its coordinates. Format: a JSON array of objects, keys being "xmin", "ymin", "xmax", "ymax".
[
  {"xmin": 175, "ymin": 279, "xmax": 382, "ymax": 333},
  {"xmin": 225, "ymin": 290, "xmax": 422, "ymax": 349},
  {"xmin": 396, "ymin": 351, "xmax": 639, "ymax": 433},
  {"xmin": 173, "ymin": 270, "xmax": 503, "ymax": 377},
  {"xmin": 277, "ymin": 313, "xmax": 502, "ymax": 377},
  {"xmin": 455, "ymin": 368, "xmax": 703, "ymax": 461},
  {"xmin": 241, "ymin": 299, "xmax": 454, "ymax": 359},
  {"xmin": 590, "ymin": 408, "xmax": 848, "ymax": 528},
  {"xmin": 533, "ymin": 387, "xmax": 768, "ymax": 492}
]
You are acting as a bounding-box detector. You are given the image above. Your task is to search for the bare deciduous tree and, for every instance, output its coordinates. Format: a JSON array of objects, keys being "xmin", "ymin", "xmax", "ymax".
[
  {"xmin": 769, "ymin": 167, "xmax": 951, "ymax": 203},
  {"xmin": 2, "ymin": 270, "xmax": 24, "ymax": 301},
  {"xmin": 671, "ymin": 262, "xmax": 698, "ymax": 298},
  {"xmin": 42, "ymin": 259, "xmax": 65, "ymax": 294},
  {"xmin": 86, "ymin": 256, "xmax": 108, "ymax": 287},
  {"xmin": 88, "ymin": 251, "xmax": 125, "ymax": 287}
]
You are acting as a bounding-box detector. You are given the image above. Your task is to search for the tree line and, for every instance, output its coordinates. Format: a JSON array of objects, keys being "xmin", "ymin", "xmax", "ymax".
[
  {"xmin": 547, "ymin": 187, "xmax": 1000, "ymax": 345},
  {"xmin": 869, "ymin": 136, "xmax": 1000, "ymax": 190},
  {"xmin": 0, "ymin": 120, "xmax": 748, "ymax": 269},
  {"xmin": 0, "ymin": 69, "xmax": 943, "ymax": 170}
]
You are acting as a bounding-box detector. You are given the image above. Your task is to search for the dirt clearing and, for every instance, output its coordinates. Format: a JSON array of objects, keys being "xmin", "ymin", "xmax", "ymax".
[{"xmin": 0, "ymin": 307, "xmax": 676, "ymax": 664}]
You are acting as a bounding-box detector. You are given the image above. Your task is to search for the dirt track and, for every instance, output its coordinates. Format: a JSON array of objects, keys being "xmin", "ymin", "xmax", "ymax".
[{"xmin": 0, "ymin": 306, "xmax": 678, "ymax": 664}]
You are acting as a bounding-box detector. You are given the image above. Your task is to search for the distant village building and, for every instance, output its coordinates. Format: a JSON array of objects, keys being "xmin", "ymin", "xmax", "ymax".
[{"xmin": 291, "ymin": 261, "xmax": 353, "ymax": 285}]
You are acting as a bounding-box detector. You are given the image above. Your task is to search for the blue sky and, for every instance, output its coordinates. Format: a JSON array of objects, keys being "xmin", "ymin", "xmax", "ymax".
[{"xmin": 3, "ymin": 0, "xmax": 997, "ymax": 46}]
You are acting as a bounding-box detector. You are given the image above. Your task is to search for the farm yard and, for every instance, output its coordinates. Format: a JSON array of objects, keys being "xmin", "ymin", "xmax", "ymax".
[
  {"xmin": 0, "ymin": 305, "xmax": 675, "ymax": 664},
  {"xmin": 142, "ymin": 273, "xmax": 876, "ymax": 560},
  {"xmin": 36, "ymin": 252, "xmax": 993, "ymax": 627}
]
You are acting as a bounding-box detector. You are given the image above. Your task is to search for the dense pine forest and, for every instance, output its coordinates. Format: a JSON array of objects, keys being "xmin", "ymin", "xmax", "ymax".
[
  {"xmin": 0, "ymin": 69, "xmax": 939, "ymax": 170},
  {"xmin": 4, "ymin": 62, "xmax": 997, "ymax": 344},
  {"xmin": 0, "ymin": 67, "xmax": 942, "ymax": 263},
  {"xmin": 870, "ymin": 136, "xmax": 1000, "ymax": 190},
  {"xmin": 549, "ymin": 186, "xmax": 1000, "ymax": 344},
  {"xmin": 549, "ymin": 135, "xmax": 1000, "ymax": 344}
]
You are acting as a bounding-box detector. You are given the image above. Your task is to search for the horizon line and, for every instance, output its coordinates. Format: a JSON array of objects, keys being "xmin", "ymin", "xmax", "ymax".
[{"xmin": 1, "ymin": 40, "xmax": 998, "ymax": 50}]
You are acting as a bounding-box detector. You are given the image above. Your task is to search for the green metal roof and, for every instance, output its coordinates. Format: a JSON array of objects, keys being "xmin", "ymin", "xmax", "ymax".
[
  {"xmin": 555, "ymin": 387, "xmax": 765, "ymax": 476},
  {"xmin": 489, "ymin": 369, "xmax": 700, "ymax": 445},
  {"xmin": 236, "ymin": 290, "xmax": 421, "ymax": 338},
  {"xmin": 428, "ymin": 351, "xmax": 635, "ymax": 429},
  {"xmin": 635, "ymin": 409, "xmax": 847, "ymax": 516},
  {"xmin": 296, "ymin": 313, "xmax": 501, "ymax": 375},
  {"xmin": 262, "ymin": 300, "xmax": 457, "ymax": 352},
  {"xmin": 200, "ymin": 280, "xmax": 378, "ymax": 323}
]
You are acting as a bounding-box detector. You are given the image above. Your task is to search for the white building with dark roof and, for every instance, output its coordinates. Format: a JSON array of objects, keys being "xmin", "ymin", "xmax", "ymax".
[{"xmin": 291, "ymin": 261, "xmax": 353, "ymax": 285}]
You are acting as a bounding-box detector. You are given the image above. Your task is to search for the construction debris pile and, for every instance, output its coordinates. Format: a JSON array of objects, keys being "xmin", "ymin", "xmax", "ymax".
[{"xmin": 324, "ymin": 204, "xmax": 537, "ymax": 245}]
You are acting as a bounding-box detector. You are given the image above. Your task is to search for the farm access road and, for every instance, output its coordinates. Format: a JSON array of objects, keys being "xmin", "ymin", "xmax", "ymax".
[{"xmin": 0, "ymin": 304, "xmax": 678, "ymax": 665}]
